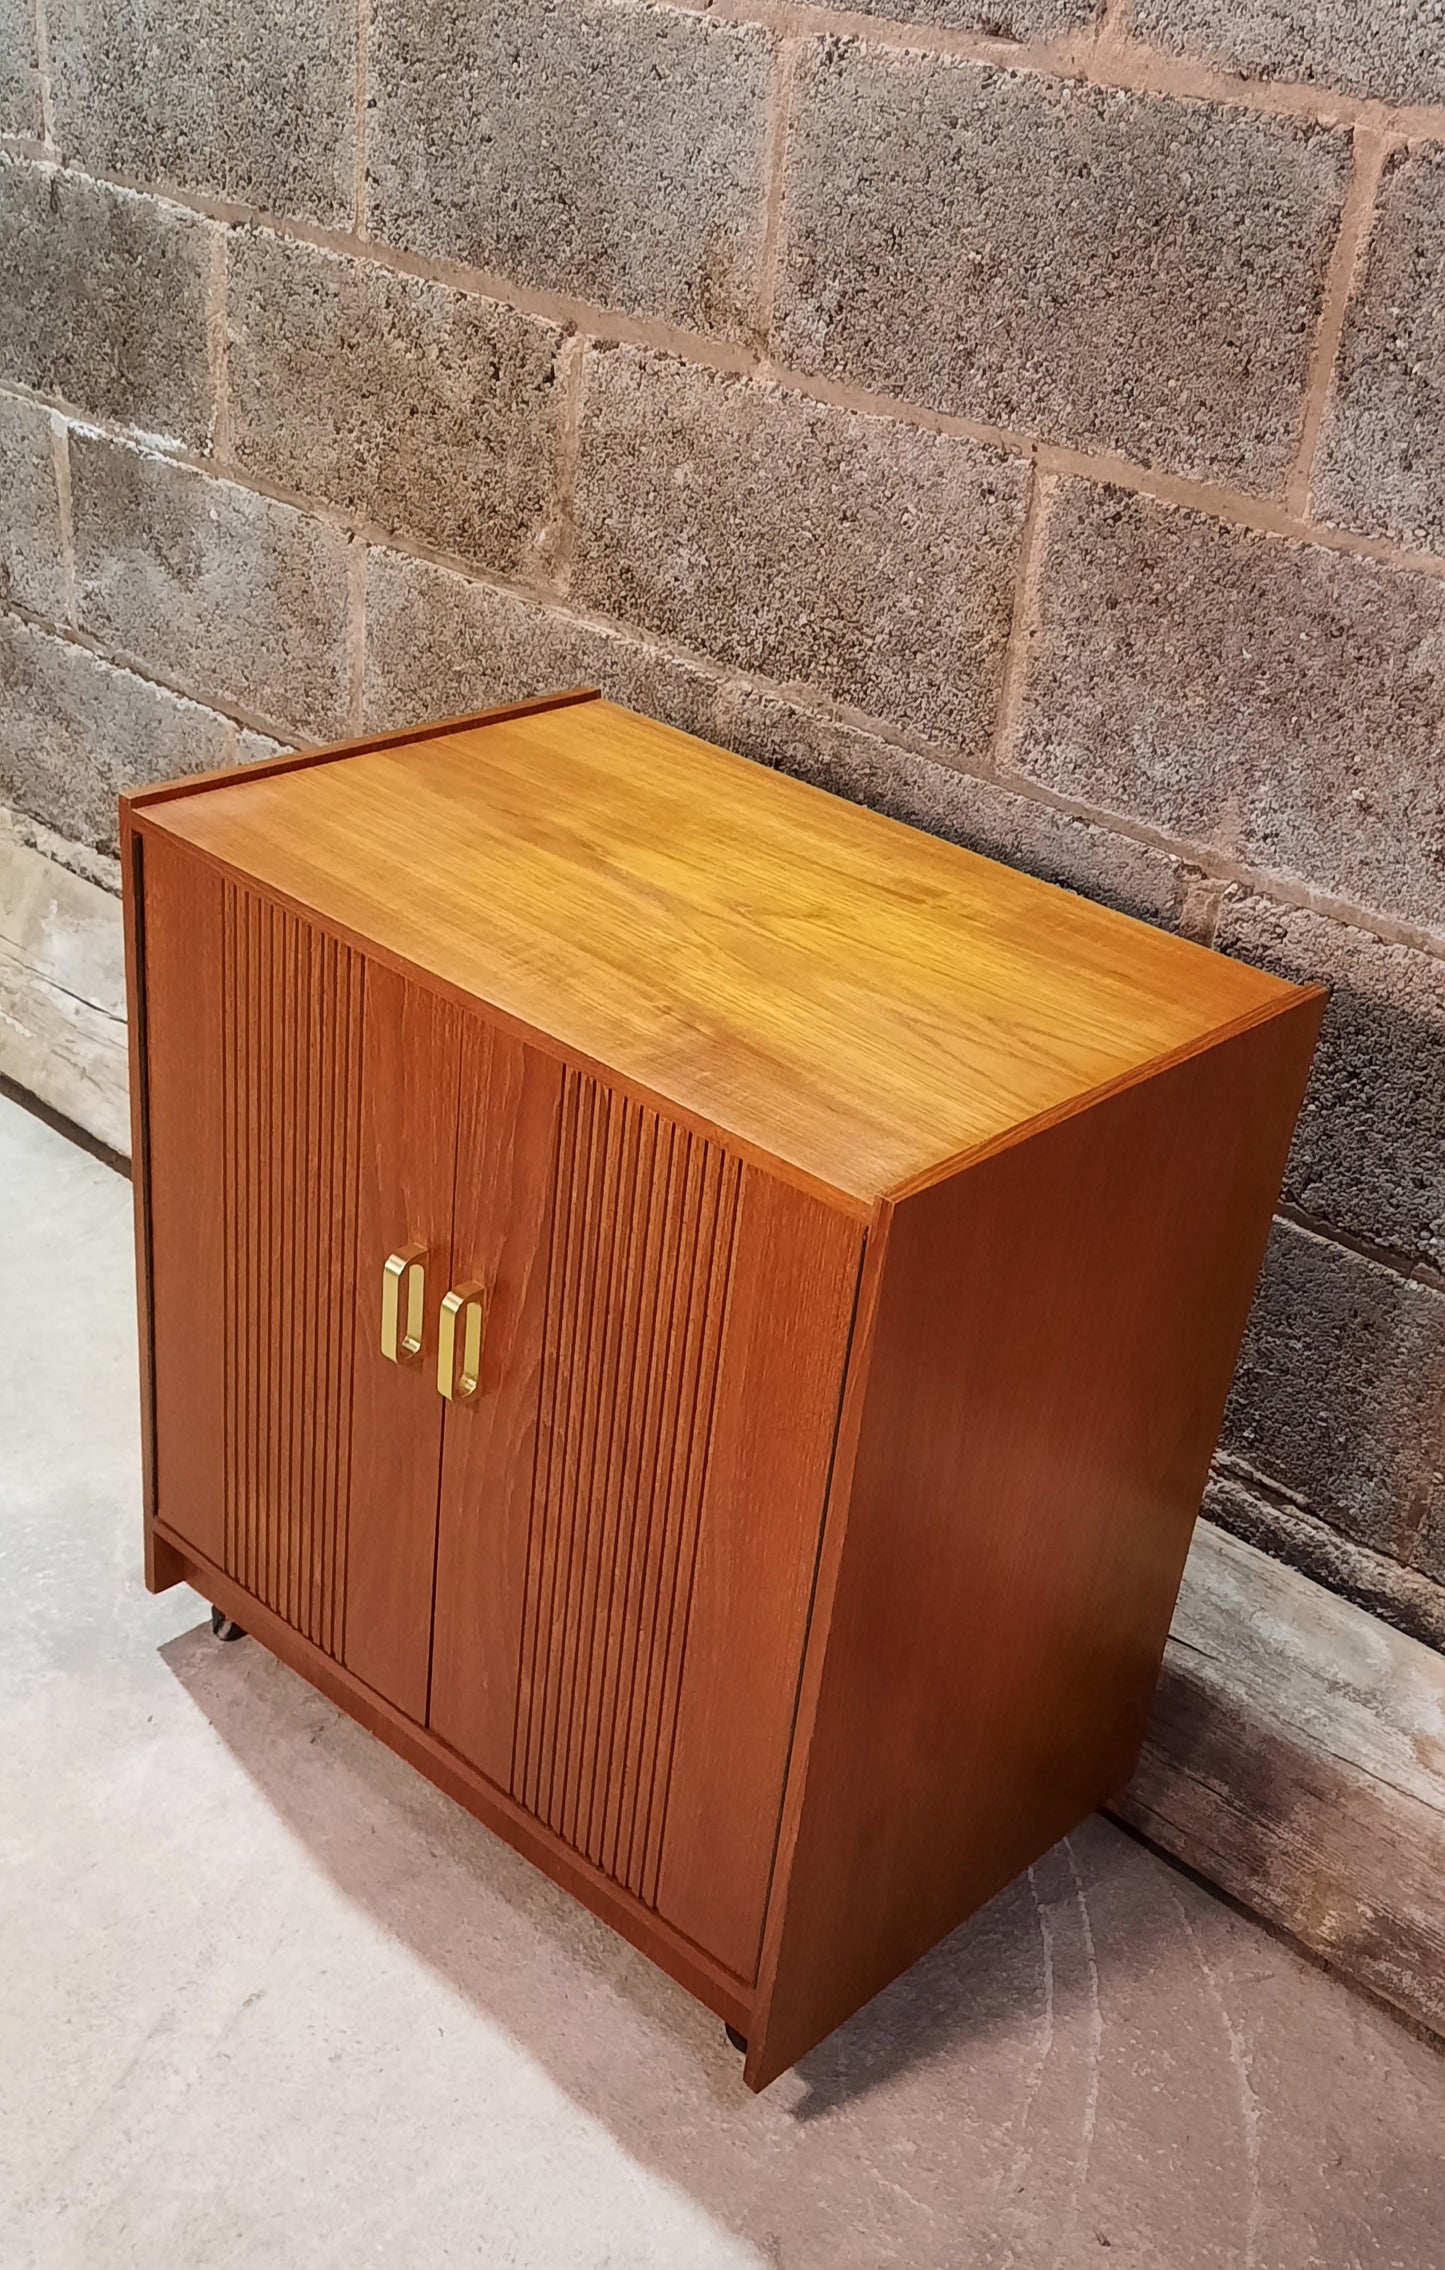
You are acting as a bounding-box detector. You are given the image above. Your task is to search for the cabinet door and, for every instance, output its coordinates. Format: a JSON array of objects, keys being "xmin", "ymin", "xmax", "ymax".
[
  {"xmin": 142, "ymin": 833, "xmax": 458, "ymax": 1720},
  {"xmin": 427, "ymin": 1015, "xmax": 563, "ymax": 1777},
  {"xmin": 429, "ymin": 1063, "xmax": 862, "ymax": 1982}
]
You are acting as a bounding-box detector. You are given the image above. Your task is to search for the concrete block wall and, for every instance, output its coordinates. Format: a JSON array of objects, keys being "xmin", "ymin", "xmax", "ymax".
[{"xmin": 1, "ymin": 0, "xmax": 1442, "ymax": 1645}]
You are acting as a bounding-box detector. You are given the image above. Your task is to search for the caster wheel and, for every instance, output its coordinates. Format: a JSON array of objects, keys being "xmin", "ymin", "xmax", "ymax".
[
  {"xmin": 725, "ymin": 2023, "xmax": 748, "ymax": 2055},
  {"xmin": 210, "ymin": 1606, "xmax": 247, "ymax": 1642}
]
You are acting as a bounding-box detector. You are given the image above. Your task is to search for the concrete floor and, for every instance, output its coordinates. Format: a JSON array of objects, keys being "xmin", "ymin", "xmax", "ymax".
[{"xmin": 2, "ymin": 1094, "xmax": 1443, "ymax": 2270}]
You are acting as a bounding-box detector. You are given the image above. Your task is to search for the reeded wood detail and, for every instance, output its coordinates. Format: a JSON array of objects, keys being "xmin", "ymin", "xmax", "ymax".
[
  {"xmin": 513, "ymin": 1070, "xmax": 743, "ymax": 1904},
  {"xmin": 220, "ymin": 880, "xmax": 365, "ymax": 1656}
]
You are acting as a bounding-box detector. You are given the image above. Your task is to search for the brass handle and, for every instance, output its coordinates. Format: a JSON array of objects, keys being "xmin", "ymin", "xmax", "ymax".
[
  {"xmin": 381, "ymin": 1242, "xmax": 427, "ymax": 1364},
  {"xmin": 438, "ymin": 1281, "xmax": 486, "ymax": 1403}
]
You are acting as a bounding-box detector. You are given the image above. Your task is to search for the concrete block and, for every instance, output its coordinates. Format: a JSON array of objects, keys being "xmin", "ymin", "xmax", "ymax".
[
  {"xmin": 1221, "ymin": 1218, "xmax": 1445, "ymax": 1556},
  {"xmin": 806, "ymin": 0, "xmax": 1092, "ymax": 31},
  {"xmin": 775, "ymin": 46, "xmax": 1348, "ymax": 491},
  {"xmin": 363, "ymin": 549, "xmax": 724, "ymax": 743},
  {"xmin": 46, "ymin": 0, "xmax": 355, "ymax": 227},
  {"xmin": 1203, "ymin": 1478, "xmax": 1445, "ymax": 1657},
  {"xmin": 70, "ymin": 435, "xmax": 351, "ymax": 740},
  {"xmin": 1415, "ymin": 1499, "xmax": 1445, "ymax": 1588},
  {"xmin": 1315, "ymin": 148, "xmax": 1445, "ymax": 554},
  {"xmin": 1129, "ymin": 0, "xmax": 1445, "ymax": 109},
  {"xmin": 0, "ymin": 159, "xmax": 215, "ymax": 449},
  {"xmin": 368, "ymin": 0, "xmax": 771, "ymax": 339},
  {"xmin": 1216, "ymin": 893, "xmax": 1445, "ymax": 1272},
  {"xmin": 227, "ymin": 233, "xmax": 564, "ymax": 577},
  {"xmin": 236, "ymin": 729, "xmax": 294, "ymax": 767},
  {"xmin": 0, "ymin": 0, "xmax": 39, "ymax": 137},
  {"xmin": 722, "ymin": 691, "xmax": 1184, "ymax": 927},
  {"xmin": 572, "ymin": 347, "xmax": 1029, "ymax": 752},
  {"xmin": 0, "ymin": 395, "xmax": 66, "ymax": 618},
  {"xmin": 1016, "ymin": 482, "xmax": 1445, "ymax": 932},
  {"xmin": 0, "ymin": 614, "xmax": 235, "ymax": 852}
]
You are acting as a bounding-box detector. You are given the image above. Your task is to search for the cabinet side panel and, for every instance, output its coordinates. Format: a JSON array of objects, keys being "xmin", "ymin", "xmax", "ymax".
[
  {"xmin": 343, "ymin": 962, "xmax": 460, "ymax": 1720},
  {"xmin": 750, "ymin": 994, "xmax": 1324, "ymax": 2088},
  {"xmin": 141, "ymin": 832, "xmax": 227, "ymax": 1568},
  {"xmin": 656, "ymin": 1171, "xmax": 862, "ymax": 1982}
]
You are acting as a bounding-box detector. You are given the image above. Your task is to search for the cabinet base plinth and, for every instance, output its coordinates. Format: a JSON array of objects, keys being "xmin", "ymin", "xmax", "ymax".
[{"xmin": 144, "ymin": 1523, "xmax": 187, "ymax": 1595}]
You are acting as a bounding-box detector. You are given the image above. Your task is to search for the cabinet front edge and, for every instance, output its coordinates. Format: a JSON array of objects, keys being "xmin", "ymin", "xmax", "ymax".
[
  {"xmin": 746, "ymin": 1193, "xmax": 893, "ymax": 2089},
  {"xmin": 119, "ymin": 810, "xmax": 161, "ymax": 1561}
]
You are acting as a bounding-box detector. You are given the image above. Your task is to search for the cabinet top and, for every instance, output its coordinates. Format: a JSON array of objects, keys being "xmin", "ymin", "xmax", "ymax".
[{"xmin": 140, "ymin": 693, "xmax": 1307, "ymax": 1207}]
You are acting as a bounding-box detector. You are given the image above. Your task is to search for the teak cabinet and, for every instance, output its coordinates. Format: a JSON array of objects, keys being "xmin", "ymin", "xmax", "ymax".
[{"xmin": 122, "ymin": 689, "xmax": 1323, "ymax": 2089}]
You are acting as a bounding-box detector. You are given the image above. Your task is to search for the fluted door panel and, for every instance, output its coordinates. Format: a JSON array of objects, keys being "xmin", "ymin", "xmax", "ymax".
[
  {"xmin": 512, "ymin": 1070, "xmax": 744, "ymax": 1905},
  {"xmin": 425, "ymin": 1056, "xmax": 863, "ymax": 1982},
  {"xmin": 218, "ymin": 879, "xmax": 364, "ymax": 1653},
  {"xmin": 142, "ymin": 836, "xmax": 456, "ymax": 1718}
]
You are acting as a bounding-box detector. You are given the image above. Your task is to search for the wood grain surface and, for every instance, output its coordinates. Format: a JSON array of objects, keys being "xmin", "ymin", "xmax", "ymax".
[
  {"xmin": 343, "ymin": 961, "xmax": 460, "ymax": 1721},
  {"xmin": 0, "ymin": 818, "xmax": 128, "ymax": 1155},
  {"xmin": 140, "ymin": 698, "xmax": 1299, "ymax": 1205},
  {"xmin": 433, "ymin": 1068, "xmax": 862, "ymax": 1985},
  {"xmin": 139, "ymin": 840, "xmax": 460, "ymax": 1720},
  {"xmin": 427, "ymin": 1020, "xmax": 563, "ymax": 1782},
  {"xmin": 655, "ymin": 1169, "xmax": 861, "ymax": 1982},
  {"xmin": 120, "ymin": 686, "xmax": 601, "ymax": 813},
  {"xmin": 1115, "ymin": 1522, "xmax": 1445, "ymax": 2043},
  {"xmin": 216, "ymin": 877, "xmax": 366, "ymax": 1660},
  {"xmin": 746, "ymin": 991, "xmax": 1324, "ymax": 2088},
  {"xmin": 509, "ymin": 1074, "xmax": 744, "ymax": 1897}
]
